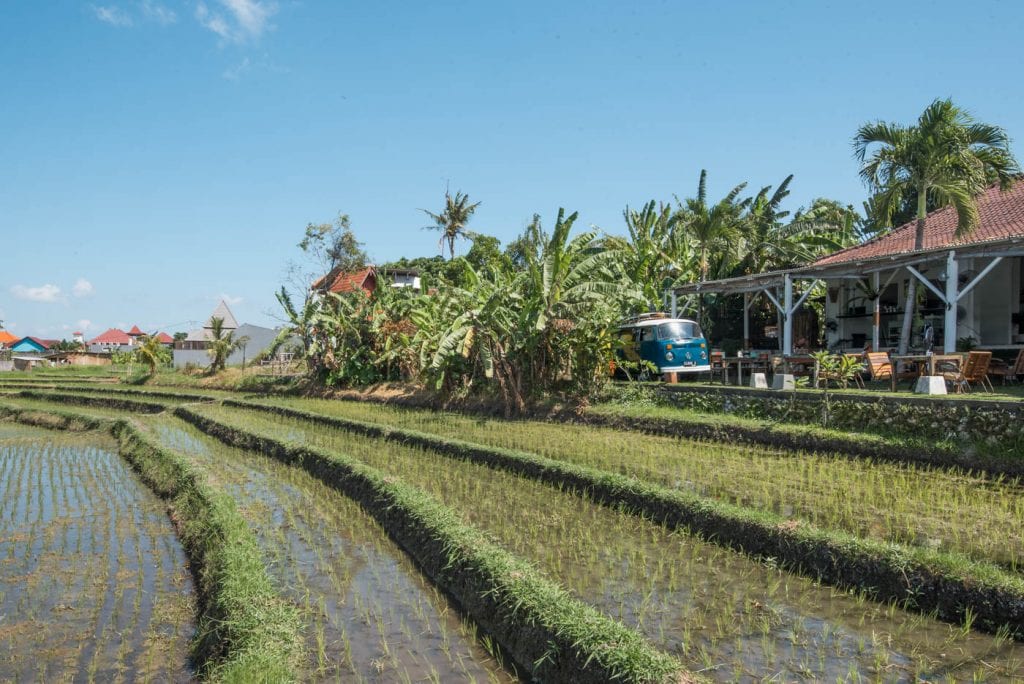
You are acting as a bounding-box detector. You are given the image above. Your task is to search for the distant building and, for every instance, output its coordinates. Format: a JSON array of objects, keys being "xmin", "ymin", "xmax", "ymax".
[
  {"xmin": 0, "ymin": 330, "xmax": 17, "ymax": 350},
  {"xmin": 312, "ymin": 265, "xmax": 421, "ymax": 295},
  {"xmin": 10, "ymin": 337, "xmax": 57, "ymax": 354},
  {"xmin": 173, "ymin": 300, "xmax": 283, "ymax": 369},
  {"xmin": 88, "ymin": 325, "xmax": 175, "ymax": 352}
]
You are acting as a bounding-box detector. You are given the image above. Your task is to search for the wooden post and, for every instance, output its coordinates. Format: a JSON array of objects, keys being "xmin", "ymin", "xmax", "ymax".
[
  {"xmin": 743, "ymin": 291, "xmax": 750, "ymax": 349},
  {"xmin": 872, "ymin": 271, "xmax": 880, "ymax": 350}
]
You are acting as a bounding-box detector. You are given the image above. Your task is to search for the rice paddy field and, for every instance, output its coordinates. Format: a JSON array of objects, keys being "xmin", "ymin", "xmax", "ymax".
[
  {"xmin": 4, "ymin": 378, "xmax": 1024, "ymax": 681},
  {"xmin": 244, "ymin": 396, "xmax": 1024, "ymax": 571},
  {"xmin": 140, "ymin": 414, "xmax": 515, "ymax": 682},
  {"xmin": 191, "ymin": 401, "xmax": 1024, "ymax": 682},
  {"xmin": 0, "ymin": 424, "xmax": 194, "ymax": 681}
]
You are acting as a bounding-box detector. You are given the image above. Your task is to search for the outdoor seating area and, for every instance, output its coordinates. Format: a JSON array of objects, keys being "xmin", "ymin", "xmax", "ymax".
[{"xmin": 695, "ymin": 347, "xmax": 1024, "ymax": 396}]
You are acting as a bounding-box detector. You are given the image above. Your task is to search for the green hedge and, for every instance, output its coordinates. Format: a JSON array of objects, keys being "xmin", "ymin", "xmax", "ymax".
[
  {"xmin": 175, "ymin": 406, "xmax": 690, "ymax": 684},
  {"xmin": 656, "ymin": 386, "xmax": 1024, "ymax": 459},
  {"xmin": 224, "ymin": 399, "xmax": 1024, "ymax": 639}
]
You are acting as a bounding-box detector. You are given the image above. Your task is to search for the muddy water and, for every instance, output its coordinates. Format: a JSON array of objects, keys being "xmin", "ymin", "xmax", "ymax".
[
  {"xmin": 142, "ymin": 415, "xmax": 516, "ymax": 683},
  {"xmin": 0, "ymin": 425, "xmax": 194, "ymax": 682},
  {"xmin": 202, "ymin": 404, "xmax": 1024, "ymax": 683}
]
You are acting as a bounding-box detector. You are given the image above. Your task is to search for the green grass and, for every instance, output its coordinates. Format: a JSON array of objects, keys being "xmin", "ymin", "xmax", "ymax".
[
  {"xmin": 241, "ymin": 396, "xmax": 1024, "ymax": 570},
  {"xmin": 186, "ymin": 403, "xmax": 1024, "ymax": 681}
]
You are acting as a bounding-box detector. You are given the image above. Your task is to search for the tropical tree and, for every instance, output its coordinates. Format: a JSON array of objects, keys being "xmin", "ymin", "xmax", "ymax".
[
  {"xmin": 854, "ymin": 98, "xmax": 1019, "ymax": 353},
  {"xmin": 605, "ymin": 200, "xmax": 689, "ymax": 310},
  {"xmin": 136, "ymin": 334, "xmax": 170, "ymax": 376},
  {"xmin": 206, "ymin": 317, "xmax": 249, "ymax": 373},
  {"xmin": 422, "ymin": 189, "xmax": 481, "ymax": 259},
  {"xmin": 675, "ymin": 170, "xmax": 751, "ymax": 325}
]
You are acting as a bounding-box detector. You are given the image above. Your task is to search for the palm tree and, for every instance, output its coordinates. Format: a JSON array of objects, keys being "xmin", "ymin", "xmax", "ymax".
[
  {"xmin": 854, "ymin": 98, "xmax": 1019, "ymax": 353},
  {"xmin": 422, "ymin": 189, "xmax": 481, "ymax": 259},
  {"xmin": 207, "ymin": 317, "xmax": 249, "ymax": 373},
  {"xmin": 675, "ymin": 169, "xmax": 751, "ymax": 324},
  {"xmin": 136, "ymin": 334, "xmax": 170, "ymax": 376}
]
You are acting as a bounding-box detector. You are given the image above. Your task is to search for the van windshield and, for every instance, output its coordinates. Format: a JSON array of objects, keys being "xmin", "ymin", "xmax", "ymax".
[{"xmin": 657, "ymin": 321, "xmax": 701, "ymax": 340}]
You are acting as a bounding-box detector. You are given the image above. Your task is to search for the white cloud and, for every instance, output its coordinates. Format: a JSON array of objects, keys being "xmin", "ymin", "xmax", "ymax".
[
  {"xmin": 77, "ymin": 319, "xmax": 93, "ymax": 332},
  {"xmin": 196, "ymin": 0, "xmax": 276, "ymax": 43},
  {"xmin": 72, "ymin": 278, "xmax": 95, "ymax": 298},
  {"xmin": 141, "ymin": 0, "xmax": 177, "ymax": 25},
  {"xmin": 92, "ymin": 4, "xmax": 134, "ymax": 27},
  {"xmin": 219, "ymin": 293, "xmax": 244, "ymax": 305},
  {"xmin": 11, "ymin": 283, "xmax": 63, "ymax": 303}
]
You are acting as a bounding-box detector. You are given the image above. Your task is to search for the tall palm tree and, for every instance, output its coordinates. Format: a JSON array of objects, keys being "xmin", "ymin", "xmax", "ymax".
[
  {"xmin": 675, "ymin": 169, "xmax": 751, "ymax": 324},
  {"xmin": 854, "ymin": 98, "xmax": 1019, "ymax": 353},
  {"xmin": 422, "ymin": 189, "xmax": 481, "ymax": 259}
]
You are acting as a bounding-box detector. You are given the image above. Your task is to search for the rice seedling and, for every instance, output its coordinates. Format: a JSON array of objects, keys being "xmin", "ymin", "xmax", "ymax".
[
  {"xmin": 0, "ymin": 426, "xmax": 195, "ymax": 681},
  {"xmin": 2, "ymin": 395, "xmax": 144, "ymax": 421},
  {"xmin": 140, "ymin": 414, "xmax": 516, "ymax": 682},
  {"xmin": 196, "ymin": 403, "xmax": 1024, "ymax": 682},
  {"xmin": 254, "ymin": 396, "xmax": 1024, "ymax": 570}
]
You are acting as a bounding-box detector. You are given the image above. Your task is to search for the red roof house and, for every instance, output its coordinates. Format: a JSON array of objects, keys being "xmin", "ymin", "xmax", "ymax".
[
  {"xmin": 89, "ymin": 328, "xmax": 133, "ymax": 346},
  {"xmin": 127, "ymin": 325, "xmax": 145, "ymax": 336},
  {"xmin": 154, "ymin": 332, "xmax": 174, "ymax": 344},
  {"xmin": 674, "ymin": 181, "xmax": 1024, "ymax": 354},
  {"xmin": 313, "ymin": 266, "xmax": 378, "ymax": 294},
  {"xmin": 814, "ymin": 182, "xmax": 1024, "ymax": 267}
]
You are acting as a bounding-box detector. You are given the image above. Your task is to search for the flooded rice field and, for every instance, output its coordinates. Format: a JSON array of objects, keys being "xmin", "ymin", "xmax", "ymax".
[
  {"xmin": 202, "ymin": 403, "xmax": 1024, "ymax": 683},
  {"xmin": 0, "ymin": 424, "xmax": 194, "ymax": 682},
  {"xmin": 144, "ymin": 415, "xmax": 516, "ymax": 683}
]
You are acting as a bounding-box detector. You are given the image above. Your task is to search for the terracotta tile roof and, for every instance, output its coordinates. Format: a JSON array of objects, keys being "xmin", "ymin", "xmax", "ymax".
[
  {"xmin": 89, "ymin": 328, "xmax": 132, "ymax": 345},
  {"xmin": 815, "ymin": 181, "xmax": 1024, "ymax": 267},
  {"xmin": 0, "ymin": 330, "xmax": 17, "ymax": 345},
  {"xmin": 127, "ymin": 325, "xmax": 144, "ymax": 336},
  {"xmin": 154, "ymin": 332, "xmax": 174, "ymax": 344},
  {"xmin": 314, "ymin": 266, "xmax": 377, "ymax": 294}
]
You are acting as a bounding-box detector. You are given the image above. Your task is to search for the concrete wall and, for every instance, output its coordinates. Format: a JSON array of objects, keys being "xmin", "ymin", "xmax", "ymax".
[{"xmin": 173, "ymin": 324, "xmax": 282, "ymax": 369}]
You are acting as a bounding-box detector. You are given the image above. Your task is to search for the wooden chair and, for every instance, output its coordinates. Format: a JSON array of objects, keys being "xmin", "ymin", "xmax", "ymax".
[
  {"xmin": 708, "ymin": 351, "xmax": 726, "ymax": 383},
  {"xmin": 865, "ymin": 352, "xmax": 893, "ymax": 383},
  {"xmin": 943, "ymin": 350, "xmax": 994, "ymax": 393},
  {"xmin": 988, "ymin": 349, "xmax": 1024, "ymax": 385},
  {"xmin": 866, "ymin": 351, "xmax": 917, "ymax": 389}
]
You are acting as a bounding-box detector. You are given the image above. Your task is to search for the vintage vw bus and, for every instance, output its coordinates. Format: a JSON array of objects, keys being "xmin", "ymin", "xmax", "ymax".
[{"xmin": 616, "ymin": 313, "xmax": 709, "ymax": 377}]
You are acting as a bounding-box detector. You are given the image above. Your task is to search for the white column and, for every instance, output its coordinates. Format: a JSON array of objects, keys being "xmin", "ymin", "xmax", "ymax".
[
  {"xmin": 944, "ymin": 250, "xmax": 958, "ymax": 353},
  {"xmin": 872, "ymin": 271, "xmax": 880, "ymax": 350},
  {"xmin": 783, "ymin": 274, "xmax": 793, "ymax": 355},
  {"xmin": 670, "ymin": 291, "xmax": 677, "ymax": 318}
]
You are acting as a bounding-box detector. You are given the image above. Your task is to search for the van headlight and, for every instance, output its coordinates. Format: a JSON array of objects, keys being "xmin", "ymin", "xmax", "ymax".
[
  {"xmin": 665, "ymin": 351, "xmax": 674, "ymax": 361},
  {"xmin": 700, "ymin": 351, "xmax": 707, "ymax": 360}
]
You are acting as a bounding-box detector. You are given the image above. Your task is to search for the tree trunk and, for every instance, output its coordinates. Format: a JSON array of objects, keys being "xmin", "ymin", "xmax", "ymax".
[{"xmin": 897, "ymin": 191, "xmax": 929, "ymax": 354}]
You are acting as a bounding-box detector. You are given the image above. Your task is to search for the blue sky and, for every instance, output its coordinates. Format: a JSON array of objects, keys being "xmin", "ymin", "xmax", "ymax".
[{"xmin": 2, "ymin": 1, "xmax": 1023, "ymax": 338}]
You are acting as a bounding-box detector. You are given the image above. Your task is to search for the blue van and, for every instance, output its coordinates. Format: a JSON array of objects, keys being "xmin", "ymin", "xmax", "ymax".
[{"xmin": 616, "ymin": 313, "xmax": 709, "ymax": 377}]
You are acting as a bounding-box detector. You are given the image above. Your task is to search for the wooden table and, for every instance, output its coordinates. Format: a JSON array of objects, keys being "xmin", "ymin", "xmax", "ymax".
[
  {"xmin": 721, "ymin": 356, "xmax": 770, "ymax": 386},
  {"xmin": 889, "ymin": 354, "xmax": 962, "ymax": 391}
]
